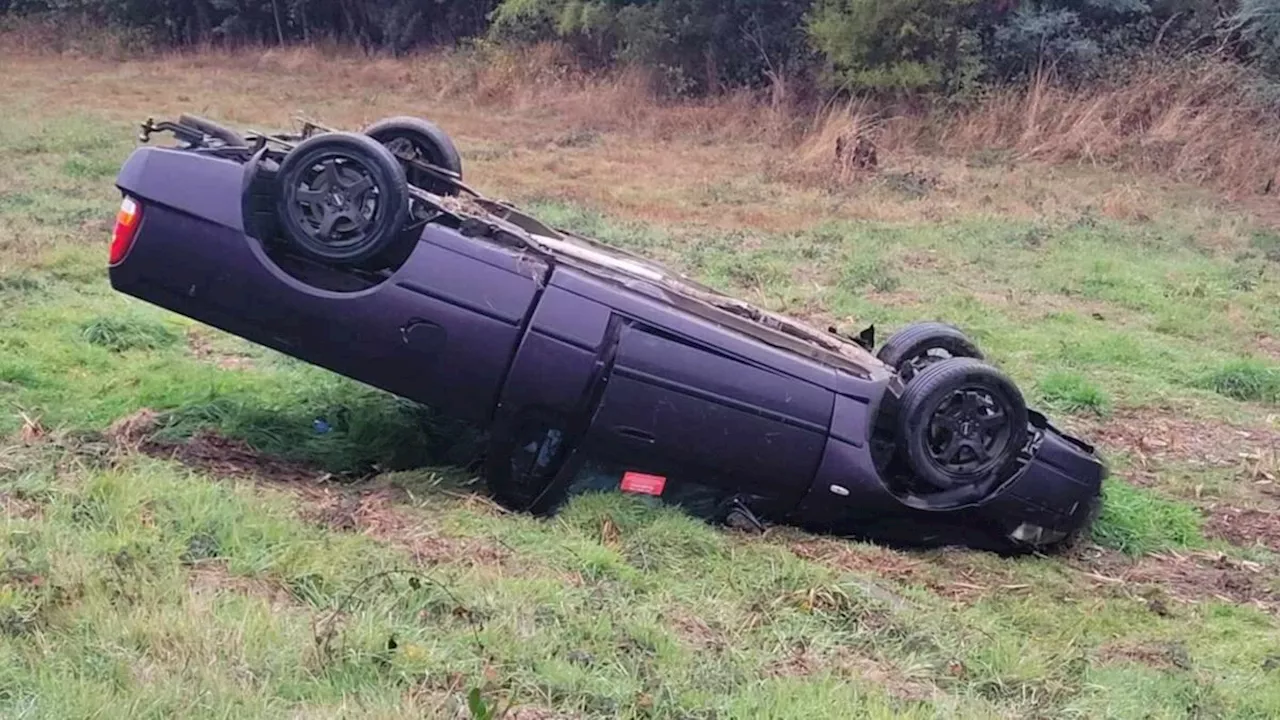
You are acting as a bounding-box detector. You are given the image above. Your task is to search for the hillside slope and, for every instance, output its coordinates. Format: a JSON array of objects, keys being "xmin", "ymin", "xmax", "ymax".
[{"xmin": 1, "ymin": 52, "xmax": 1278, "ymax": 718}]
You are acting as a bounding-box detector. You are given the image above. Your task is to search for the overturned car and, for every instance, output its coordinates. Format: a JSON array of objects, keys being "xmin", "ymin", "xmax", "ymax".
[{"xmin": 106, "ymin": 114, "xmax": 1105, "ymax": 554}]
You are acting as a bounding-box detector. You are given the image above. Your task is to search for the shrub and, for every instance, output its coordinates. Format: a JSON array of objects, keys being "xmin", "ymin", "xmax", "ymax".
[
  {"xmin": 805, "ymin": 0, "xmax": 986, "ymax": 95},
  {"xmin": 1196, "ymin": 358, "xmax": 1280, "ymax": 404}
]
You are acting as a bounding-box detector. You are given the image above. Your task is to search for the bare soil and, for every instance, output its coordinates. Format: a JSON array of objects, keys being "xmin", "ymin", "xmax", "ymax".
[
  {"xmin": 185, "ymin": 327, "xmax": 255, "ymax": 371},
  {"xmin": 1079, "ymin": 407, "xmax": 1279, "ymax": 473},
  {"xmin": 1095, "ymin": 638, "xmax": 1193, "ymax": 670},
  {"xmin": 764, "ymin": 643, "xmax": 938, "ymax": 703},
  {"xmin": 107, "ymin": 409, "xmax": 510, "ymax": 569},
  {"xmin": 1071, "ymin": 547, "xmax": 1279, "ymax": 614},
  {"xmin": 1204, "ymin": 507, "xmax": 1280, "ymax": 553},
  {"xmin": 186, "ymin": 560, "xmax": 298, "ymax": 612}
]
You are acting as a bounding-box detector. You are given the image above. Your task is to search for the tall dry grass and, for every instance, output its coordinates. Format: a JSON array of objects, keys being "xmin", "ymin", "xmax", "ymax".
[
  {"xmin": 791, "ymin": 58, "xmax": 1280, "ymax": 198},
  {"xmin": 3, "ymin": 22, "xmax": 1278, "ymax": 199},
  {"xmin": 939, "ymin": 59, "xmax": 1280, "ymax": 197}
]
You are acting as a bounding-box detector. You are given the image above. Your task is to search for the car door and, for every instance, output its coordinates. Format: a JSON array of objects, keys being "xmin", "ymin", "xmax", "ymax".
[{"xmin": 580, "ymin": 322, "xmax": 833, "ymax": 506}]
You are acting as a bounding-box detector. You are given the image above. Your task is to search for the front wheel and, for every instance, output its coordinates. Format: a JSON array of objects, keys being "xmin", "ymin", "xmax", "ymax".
[
  {"xmin": 362, "ymin": 116, "xmax": 463, "ymax": 196},
  {"xmin": 273, "ymin": 131, "xmax": 410, "ymax": 267},
  {"xmin": 877, "ymin": 322, "xmax": 983, "ymax": 383},
  {"xmin": 897, "ymin": 357, "xmax": 1028, "ymax": 492}
]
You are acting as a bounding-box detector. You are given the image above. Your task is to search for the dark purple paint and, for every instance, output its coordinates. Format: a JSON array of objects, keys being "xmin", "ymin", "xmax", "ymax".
[{"xmin": 109, "ymin": 145, "xmax": 1106, "ymax": 553}]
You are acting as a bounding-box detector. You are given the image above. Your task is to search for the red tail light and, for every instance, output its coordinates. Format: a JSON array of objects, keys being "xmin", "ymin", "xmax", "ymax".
[{"xmin": 109, "ymin": 196, "xmax": 142, "ymax": 265}]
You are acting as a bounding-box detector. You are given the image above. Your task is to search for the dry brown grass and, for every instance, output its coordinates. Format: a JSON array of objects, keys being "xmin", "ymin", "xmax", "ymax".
[
  {"xmin": 1, "ymin": 34, "xmax": 1276, "ymax": 238},
  {"xmin": 6, "ymin": 26, "xmax": 1276, "ymax": 207},
  {"xmin": 940, "ymin": 59, "xmax": 1280, "ymax": 200}
]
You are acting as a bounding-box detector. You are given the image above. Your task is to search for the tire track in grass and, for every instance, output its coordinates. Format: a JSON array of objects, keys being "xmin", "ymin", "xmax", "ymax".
[{"xmin": 106, "ymin": 408, "xmax": 513, "ymax": 572}]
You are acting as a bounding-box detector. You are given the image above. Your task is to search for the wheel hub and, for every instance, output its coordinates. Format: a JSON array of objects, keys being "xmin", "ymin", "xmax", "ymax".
[
  {"xmin": 290, "ymin": 155, "xmax": 380, "ymax": 247},
  {"xmin": 925, "ymin": 387, "xmax": 1012, "ymax": 477}
]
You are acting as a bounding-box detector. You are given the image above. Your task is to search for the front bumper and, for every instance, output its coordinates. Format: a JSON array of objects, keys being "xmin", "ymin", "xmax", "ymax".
[
  {"xmin": 788, "ymin": 409, "xmax": 1106, "ymax": 552},
  {"xmin": 979, "ymin": 410, "xmax": 1106, "ymax": 546}
]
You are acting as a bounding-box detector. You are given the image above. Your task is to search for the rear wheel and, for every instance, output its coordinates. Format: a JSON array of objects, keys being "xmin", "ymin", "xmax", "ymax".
[
  {"xmin": 273, "ymin": 132, "xmax": 410, "ymax": 268},
  {"xmin": 897, "ymin": 357, "xmax": 1028, "ymax": 491},
  {"xmin": 178, "ymin": 114, "xmax": 248, "ymax": 147},
  {"xmin": 362, "ymin": 116, "xmax": 463, "ymax": 196},
  {"xmin": 877, "ymin": 322, "xmax": 982, "ymax": 383}
]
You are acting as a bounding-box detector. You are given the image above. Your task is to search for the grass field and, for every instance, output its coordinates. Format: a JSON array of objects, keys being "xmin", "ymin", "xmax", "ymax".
[{"xmin": 1, "ymin": 49, "xmax": 1280, "ymax": 718}]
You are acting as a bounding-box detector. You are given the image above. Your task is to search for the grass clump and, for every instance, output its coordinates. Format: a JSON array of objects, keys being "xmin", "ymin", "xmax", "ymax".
[
  {"xmin": 1195, "ymin": 358, "xmax": 1280, "ymax": 404},
  {"xmin": 1091, "ymin": 480, "xmax": 1206, "ymax": 555},
  {"xmin": 1249, "ymin": 229, "xmax": 1280, "ymax": 262},
  {"xmin": 1037, "ymin": 371, "xmax": 1112, "ymax": 416},
  {"xmin": 80, "ymin": 315, "xmax": 178, "ymax": 352}
]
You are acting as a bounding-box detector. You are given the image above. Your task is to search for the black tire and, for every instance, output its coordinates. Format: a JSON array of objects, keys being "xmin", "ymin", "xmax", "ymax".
[
  {"xmin": 877, "ymin": 321, "xmax": 983, "ymax": 383},
  {"xmin": 361, "ymin": 116, "xmax": 463, "ymax": 196},
  {"xmin": 897, "ymin": 357, "xmax": 1028, "ymax": 491},
  {"xmin": 179, "ymin": 113, "xmax": 248, "ymax": 147},
  {"xmin": 274, "ymin": 132, "xmax": 410, "ymax": 267}
]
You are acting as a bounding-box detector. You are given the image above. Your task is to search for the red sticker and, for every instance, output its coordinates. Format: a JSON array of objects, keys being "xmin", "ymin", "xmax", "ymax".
[{"xmin": 620, "ymin": 471, "xmax": 666, "ymax": 496}]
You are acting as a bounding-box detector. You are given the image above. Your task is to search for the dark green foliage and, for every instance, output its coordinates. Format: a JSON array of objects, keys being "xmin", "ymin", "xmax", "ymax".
[
  {"xmin": 1225, "ymin": 0, "xmax": 1280, "ymax": 79},
  {"xmin": 2, "ymin": 0, "xmax": 501, "ymax": 53},
  {"xmin": 806, "ymin": 0, "xmax": 987, "ymax": 94},
  {"xmin": 0, "ymin": 0, "xmax": 1270, "ymax": 97},
  {"xmin": 488, "ymin": 0, "xmax": 817, "ymax": 95}
]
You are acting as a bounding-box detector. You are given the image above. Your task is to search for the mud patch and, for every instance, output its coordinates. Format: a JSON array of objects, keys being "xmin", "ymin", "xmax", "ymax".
[
  {"xmin": 765, "ymin": 644, "xmax": 936, "ymax": 702},
  {"xmin": 106, "ymin": 408, "xmax": 163, "ymax": 450},
  {"xmin": 0, "ymin": 492, "xmax": 42, "ymax": 520},
  {"xmin": 1204, "ymin": 507, "xmax": 1280, "ymax": 553},
  {"xmin": 1096, "ymin": 639, "xmax": 1192, "ymax": 670},
  {"xmin": 302, "ymin": 487, "xmax": 510, "ymax": 568},
  {"xmin": 668, "ymin": 609, "xmax": 728, "ymax": 653},
  {"xmin": 788, "ymin": 539, "xmax": 1032, "ymax": 603},
  {"xmin": 789, "ymin": 540, "xmax": 926, "ymax": 585},
  {"xmin": 1257, "ymin": 335, "xmax": 1280, "ymax": 363},
  {"xmin": 145, "ymin": 429, "xmax": 326, "ymax": 485},
  {"xmin": 107, "ymin": 411, "xmax": 510, "ymax": 571},
  {"xmin": 186, "ymin": 327, "xmax": 255, "ymax": 370},
  {"xmin": 1074, "ymin": 549, "xmax": 1278, "ymax": 613},
  {"xmin": 186, "ymin": 561, "xmax": 297, "ymax": 611},
  {"xmin": 1077, "ymin": 407, "xmax": 1279, "ymax": 471}
]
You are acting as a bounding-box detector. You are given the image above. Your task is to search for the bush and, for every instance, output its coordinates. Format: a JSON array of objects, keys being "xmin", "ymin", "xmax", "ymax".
[
  {"xmin": 1, "ymin": 0, "xmax": 501, "ymax": 53},
  {"xmin": 489, "ymin": 0, "xmax": 817, "ymax": 95},
  {"xmin": 0, "ymin": 0, "xmax": 1269, "ymax": 102},
  {"xmin": 806, "ymin": 0, "xmax": 987, "ymax": 95},
  {"xmin": 1226, "ymin": 0, "xmax": 1280, "ymax": 80}
]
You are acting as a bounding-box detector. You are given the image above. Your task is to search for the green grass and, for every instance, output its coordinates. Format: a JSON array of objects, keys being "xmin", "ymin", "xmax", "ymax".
[
  {"xmin": 80, "ymin": 315, "xmax": 179, "ymax": 352},
  {"xmin": 1, "ymin": 102, "xmax": 1279, "ymax": 718},
  {"xmin": 1092, "ymin": 480, "xmax": 1208, "ymax": 555},
  {"xmin": 1037, "ymin": 371, "xmax": 1113, "ymax": 417},
  {"xmin": 1196, "ymin": 358, "xmax": 1280, "ymax": 404}
]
